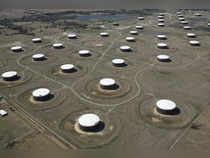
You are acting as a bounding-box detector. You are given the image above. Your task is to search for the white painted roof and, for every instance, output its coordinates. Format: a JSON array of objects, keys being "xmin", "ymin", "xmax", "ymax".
[
  {"xmin": 189, "ymin": 40, "xmax": 200, "ymax": 45},
  {"xmin": 96, "ymin": 44, "xmax": 103, "ymax": 47},
  {"xmin": 79, "ymin": 50, "xmax": 91, "ymax": 55},
  {"xmin": 157, "ymin": 43, "xmax": 168, "ymax": 48},
  {"xmin": 68, "ymin": 33, "xmax": 77, "ymax": 38},
  {"xmin": 187, "ymin": 33, "xmax": 196, "ymax": 37},
  {"xmin": 181, "ymin": 21, "xmax": 188, "ymax": 24},
  {"xmin": 130, "ymin": 31, "xmax": 138, "ymax": 35},
  {"xmin": 137, "ymin": 17, "xmax": 144, "ymax": 20},
  {"xmin": 159, "ymin": 13, "xmax": 165, "ymax": 16},
  {"xmin": 100, "ymin": 32, "xmax": 109, "ymax": 36},
  {"xmin": 53, "ymin": 43, "xmax": 63, "ymax": 48},
  {"xmin": 158, "ymin": 19, "xmax": 165, "ymax": 22},
  {"xmin": 157, "ymin": 35, "xmax": 167, "ymax": 39},
  {"xmin": 100, "ymin": 78, "xmax": 116, "ymax": 87},
  {"xmin": 2, "ymin": 71, "xmax": 17, "ymax": 78},
  {"xmin": 136, "ymin": 25, "xmax": 144, "ymax": 29},
  {"xmin": 32, "ymin": 54, "xmax": 45, "ymax": 59},
  {"xmin": 32, "ymin": 88, "xmax": 50, "ymax": 98},
  {"xmin": 100, "ymin": 25, "xmax": 105, "ymax": 29},
  {"xmin": 0, "ymin": 110, "xmax": 7, "ymax": 116},
  {"xmin": 112, "ymin": 59, "xmax": 125, "ymax": 64},
  {"xmin": 32, "ymin": 38, "xmax": 42, "ymax": 42},
  {"xmin": 126, "ymin": 37, "xmax": 135, "ymax": 41},
  {"xmin": 158, "ymin": 23, "xmax": 165, "ymax": 26},
  {"xmin": 120, "ymin": 46, "xmax": 131, "ymax": 51},
  {"xmin": 179, "ymin": 17, "xmax": 185, "ymax": 21},
  {"xmin": 194, "ymin": 13, "xmax": 201, "ymax": 16},
  {"xmin": 177, "ymin": 14, "xmax": 184, "ymax": 17},
  {"xmin": 156, "ymin": 99, "xmax": 176, "ymax": 111},
  {"xmin": 60, "ymin": 64, "xmax": 74, "ymax": 70},
  {"xmin": 158, "ymin": 15, "xmax": 164, "ymax": 19},
  {"xmin": 184, "ymin": 26, "xmax": 192, "ymax": 30},
  {"xmin": 78, "ymin": 113, "xmax": 100, "ymax": 127},
  {"xmin": 157, "ymin": 55, "xmax": 170, "ymax": 60},
  {"xmin": 11, "ymin": 46, "xmax": 22, "ymax": 51}
]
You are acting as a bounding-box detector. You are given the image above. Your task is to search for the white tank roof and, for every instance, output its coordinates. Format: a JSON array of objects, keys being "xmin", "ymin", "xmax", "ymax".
[
  {"xmin": 100, "ymin": 32, "xmax": 109, "ymax": 36},
  {"xmin": 32, "ymin": 88, "xmax": 50, "ymax": 98},
  {"xmin": 79, "ymin": 50, "xmax": 91, "ymax": 55},
  {"xmin": 32, "ymin": 54, "xmax": 45, "ymax": 59},
  {"xmin": 156, "ymin": 99, "xmax": 176, "ymax": 111},
  {"xmin": 32, "ymin": 38, "xmax": 42, "ymax": 42},
  {"xmin": 177, "ymin": 14, "xmax": 184, "ymax": 17},
  {"xmin": 158, "ymin": 19, "xmax": 165, "ymax": 22},
  {"xmin": 112, "ymin": 59, "xmax": 125, "ymax": 65},
  {"xmin": 137, "ymin": 17, "xmax": 144, "ymax": 20},
  {"xmin": 189, "ymin": 40, "xmax": 200, "ymax": 45},
  {"xmin": 179, "ymin": 17, "xmax": 185, "ymax": 21},
  {"xmin": 158, "ymin": 15, "xmax": 164, "ymax": 19},
  {"xmin": 100, "ymin": 78, "xmax": 116, "ymax": 87},
  {"xmin": 78, "ymin": 113, "xmax": 100, "ymax": 127},
  {"xmin": 194, "ymin": 13, "xmax": 201, "ymax": 16},
  {"xmin": 68, "ymin": 33, "xmax": 77, "ymax": 38},
  {"xmin": 53, "ymin": 43, "xmax": 63, "ymax": 48},
  {"xmin": 96, "ymin": 44, "xmax": 103, "ymax": 47},
  {"xmin": 120, "ymin": 46, "xmax": 131, "ymax": 51},
  {"xmin": 100, "ymin": 25, "xmax": 105, "ymax": 29},
  {"xmin": 184, "ymin": 26, "xmax": 192, "ymax": 30},
  {"xmin": 60, "ymin": 64, "xmax": 74, "ymax": 70},
  {"xmin": 208, "ymin": 23, "xmax": 210, "ymax": 26},
  {"xmin": 157, "ymin": 35, "xmax": 167, "ymax": 39},
  {"xmin": 157, "ymin": 54, "xmax": 170, "ymax": 60},
  {"xmin": 181, "ymin": 21, "xmax": 188, "ymax": 24},
  {"xmin": 187, "ymin": 33, "xmax": 196, "ymax": 37},
  {"xmin": 126, "ymin": 37, "xmax": 135, "ymax": 41},
  {"xmin": 2, "ymin": 71, "xmax": 17, "ymax": 78},
  {"xmin": 0, "ymin": 109, "xmax": 8, "ymax": 116},
  {"xmin": 157, "ymin": 43, "xmax": 168, "ymax": 48},
  {"xmin": 136, "ymin": 25, "xmax": 144, "ymax": 29},
  {"xmin": 11, "ymin": 46, "xmax": 22, "ymax": 51},
  {"xmin": 130, "ymin": 31, "xmax": 138, "ymax": 35},
  {"xmin": 158, "ymin": 23, "xmax": 165, "ymax": 26}
]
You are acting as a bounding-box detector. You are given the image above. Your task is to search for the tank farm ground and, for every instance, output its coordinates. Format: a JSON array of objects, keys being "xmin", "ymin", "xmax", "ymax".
[{"xmin": 0, "ymin": 9, "xmax": 210, "ymax": 155}]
